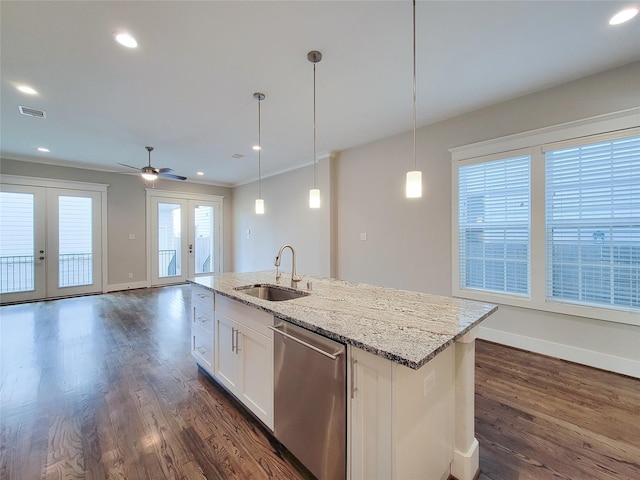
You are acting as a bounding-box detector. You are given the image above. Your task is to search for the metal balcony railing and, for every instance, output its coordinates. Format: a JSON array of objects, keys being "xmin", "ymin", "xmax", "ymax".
[
  {"xmin": 0, "ymin": 255, "xmax": 34, "ymax": 293},
  {"xmin": 159, "ymin": 249, "xmax": 177, "ymax": 277},
  {"xmin": 59, "ymin": 253, "xmax": 92, "ymax": 287}
]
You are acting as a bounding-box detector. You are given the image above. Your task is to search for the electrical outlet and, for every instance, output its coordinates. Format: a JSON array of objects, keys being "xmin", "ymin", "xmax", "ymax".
[
  {"xmin": 128, "ymin": 233, "xmax": 135, "ymax": 240},
  {"xmin": 128, "ymin": 273, "xmax": 133, "ymax": 279}
]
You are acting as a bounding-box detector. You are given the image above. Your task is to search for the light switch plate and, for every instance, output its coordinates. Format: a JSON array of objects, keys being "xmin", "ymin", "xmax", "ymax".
[{"xmin": 360, "ymin": 232, "xmax": 367, "ymax": 241}]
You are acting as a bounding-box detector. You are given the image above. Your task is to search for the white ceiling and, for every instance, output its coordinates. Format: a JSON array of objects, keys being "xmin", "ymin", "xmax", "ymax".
[{"xmin": 2, "ymin": 1, "xmax": 639, "ymax": 187}]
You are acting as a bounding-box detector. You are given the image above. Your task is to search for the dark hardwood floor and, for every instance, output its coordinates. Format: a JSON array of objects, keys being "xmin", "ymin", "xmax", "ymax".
[{"xmin": 1, "ymin": 285, "xmax": 638, "ymax": 479}]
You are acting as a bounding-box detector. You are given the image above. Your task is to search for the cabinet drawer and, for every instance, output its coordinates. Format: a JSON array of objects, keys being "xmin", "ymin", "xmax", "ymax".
[
  {"xmin": 192, "ymin": 326, "xmax": 214, "ymax": 373},
  {"xmin": 216, "ymin": 294, "xmax": 273, "ymax": 337},
  {"xmin": 191, "ymin": 285, "xmax": 214, "ymax": 310},
  {"xmin": 193, "ymin": 303, "xmax": 214, "ymax": 335}
]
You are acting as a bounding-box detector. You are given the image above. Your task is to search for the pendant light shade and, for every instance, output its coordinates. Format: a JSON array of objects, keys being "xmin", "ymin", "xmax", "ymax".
[
  {"xmin": 255, "ymin": 198, "xmax": 265, "ymax": 215},
  {"xmin": 405, "ymin": 0, "xmax": 423, "ymax": 199},
  {"xmin": 253, "ymin": 92, "xmax": 265, "ymax": 215},
  {"xmin": 308, "ymin": 50, "xmax": 322, "ymax": 209},
  {"xmin": 309, "ymin": 188, "xmax": 320, "ymax": 209},
  {"xmin": 406, "ymin": 170, "xmax": 422, "ymax": 198}
]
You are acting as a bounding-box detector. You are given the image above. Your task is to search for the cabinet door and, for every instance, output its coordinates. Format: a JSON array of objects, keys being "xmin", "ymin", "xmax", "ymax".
[
  {"xmin": 238, "ymin": 325, "xmax": 274, "ymax": 430},
  {"xmin": 349, "ymin": 347, "xmax": 393, "ymax": 480},
  {"xmin": 215, "ymin": 312, "xmax": 240, "ymax": 392}
]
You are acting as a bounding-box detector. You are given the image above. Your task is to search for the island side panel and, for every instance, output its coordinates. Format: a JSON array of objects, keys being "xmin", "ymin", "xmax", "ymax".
[
  {"xmin": 452, "ymin": 327, "xmax": 480, "ymax": 480},
  {"xmin": 392, "ymin": 344, "xmax": 455, "ymax": 480}
]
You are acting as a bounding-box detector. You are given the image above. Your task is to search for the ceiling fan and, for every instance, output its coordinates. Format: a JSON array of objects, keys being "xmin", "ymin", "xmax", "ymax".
[{"xmin": 118, "ymin": 146, "xmax": 187, "ymax": 181}]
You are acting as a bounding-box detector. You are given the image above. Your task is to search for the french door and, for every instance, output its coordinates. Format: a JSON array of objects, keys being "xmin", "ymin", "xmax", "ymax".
[
  {"xmin": 148, "ymin": 190, "xmax": 223, "ymax": 286},
  {"xmin": 0, "ymin": 179, "xmax": 105, "ymax": 303}
]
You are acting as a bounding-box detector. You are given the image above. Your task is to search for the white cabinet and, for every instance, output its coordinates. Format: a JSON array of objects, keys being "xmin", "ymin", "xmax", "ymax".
[
  {"xmin": 191, "ymin": 285, "xmax": 215, "ymax": 375},
  {"xmin": 215, "ymin": 294, "xmax": 274, "ymax": 430},
  {"xmin": 348, "ymin": 344, "xmax": 455, "ymax": 480}
]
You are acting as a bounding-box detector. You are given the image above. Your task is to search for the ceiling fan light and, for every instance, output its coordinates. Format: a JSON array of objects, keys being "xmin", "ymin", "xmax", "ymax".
[{"xmin": 141, "ymin": 171, "xmax": 157, "ymax": 181}]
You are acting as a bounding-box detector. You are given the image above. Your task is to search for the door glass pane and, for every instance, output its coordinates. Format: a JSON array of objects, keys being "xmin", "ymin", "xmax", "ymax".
[
  {"xmin": 0, "ymin": 192, "xmax": 35, "ymax": 293},
  {"xmin": 194, "ymin": 205, "xmax": 215, "ymax": 274},
  {"xmin": 59, "ymin": 196, "xmax": 93, "ymax": 288},
  {"xmin": 158, "ymin": 202, "xmax": 181, "ymax": 277}
]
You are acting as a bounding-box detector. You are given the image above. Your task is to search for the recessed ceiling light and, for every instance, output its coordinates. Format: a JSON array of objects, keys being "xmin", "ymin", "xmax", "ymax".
[
  {"xmin": 252, "ymin": 145, "xmax": 261, "ymax": 151},
  {"xmin": 17, "ymin": 85, "xmax": 38, "ymax": 95},
  {"xmin": 197, "ymin": 171, "xmax": 204, "ymax": 176},
  {"xmin": 609, "ymin": 7, "xmax": 638, "ymax": 25},
  {"xmin": 114, "ymin": 32, "xmax": 138, "ymax": 48},
  {"xmin": 37, "ymin": 147, "xmax": 50, "ymax": 152}
]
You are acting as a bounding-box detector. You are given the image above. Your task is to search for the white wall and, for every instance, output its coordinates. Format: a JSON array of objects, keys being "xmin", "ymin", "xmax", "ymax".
[{"xmin": 232, "ymin": 62, "xmax": 640, "ymax": 377}]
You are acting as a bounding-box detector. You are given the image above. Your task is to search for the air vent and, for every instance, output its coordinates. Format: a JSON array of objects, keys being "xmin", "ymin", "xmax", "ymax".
[
  {"xmin": 231, "ymin": 153, "xmax": 244, "ymax": 159},
  {"xmin": 18, "ymin": 106, "xmax": 46, "ymax": 118}
]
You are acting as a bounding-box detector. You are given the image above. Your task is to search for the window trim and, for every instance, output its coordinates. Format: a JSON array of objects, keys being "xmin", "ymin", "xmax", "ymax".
[{"xmin": 451, "ymin": 110, "xmax": 640, "ymax": 327}]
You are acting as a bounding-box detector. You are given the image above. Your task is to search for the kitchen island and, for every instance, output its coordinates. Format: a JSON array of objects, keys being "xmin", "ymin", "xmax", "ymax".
[{"xmin": 189, "ymin": 271, "xmax": 497, "ymax": 480}]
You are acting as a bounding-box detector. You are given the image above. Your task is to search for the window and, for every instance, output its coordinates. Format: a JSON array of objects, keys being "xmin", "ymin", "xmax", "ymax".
[
  {"xmin": 452, "ymin": 115, "xmax": 639, "ymax": 325},
  {"xmin": 545, "ymin": 136, "xmax": 640, "ymax": 310},
  {"xmin": 458, "ymin": 155, "xmax": 530, "ymax": 296}
]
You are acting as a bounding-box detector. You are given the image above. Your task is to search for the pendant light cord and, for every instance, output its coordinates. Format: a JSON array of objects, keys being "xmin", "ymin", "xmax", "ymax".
[
  {"xmin": 258, "ymin": 97, "xmax": 262, "ymax": 198},
  {"xmin": 412, "ymin": 0, "xmax": 417, "ymax": 171},
  {"xmin": 313, "ymin": 61, "xmax": 317, "ymax": 189}
]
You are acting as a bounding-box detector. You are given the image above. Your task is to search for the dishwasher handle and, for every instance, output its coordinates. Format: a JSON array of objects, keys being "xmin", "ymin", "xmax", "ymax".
[{"xmin": 269, "ymin": 325, "xmax": 341, "ymax": 360}]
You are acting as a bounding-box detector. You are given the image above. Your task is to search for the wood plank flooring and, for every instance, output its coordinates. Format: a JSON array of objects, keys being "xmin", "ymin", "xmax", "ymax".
[
  {"xmin": 475, "ymin": 340, "xmax": 640, "ymax": 480},
  {"xmin": 1, "ymin": 285, "xmax": 638, "ymax": 479}
]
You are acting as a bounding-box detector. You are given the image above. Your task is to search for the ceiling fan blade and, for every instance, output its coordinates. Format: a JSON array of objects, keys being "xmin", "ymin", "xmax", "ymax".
[
  {"xmin": 156, "ymin": 167, "xmax": 174, "ymax": 173},
  {"xmin": 117, "ymin": 163, "xmax": 142, "ymax": 171},
  {"xmin": 158, "ymin": 172, "xmax": 187, "ymax": 181}
]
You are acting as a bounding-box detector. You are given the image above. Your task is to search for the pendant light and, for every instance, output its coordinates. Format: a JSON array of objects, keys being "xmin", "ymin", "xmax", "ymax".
[
  {"xmin": 308, "ymin": 50, "xmax": 322, "ymax": 209},
  {"xmin": 253, "ymin": 92, "xmax": 265, "ymax": 215},
  {"xmin": 405, "ymin": 0, "xmax": 422, "ymax": 198}
]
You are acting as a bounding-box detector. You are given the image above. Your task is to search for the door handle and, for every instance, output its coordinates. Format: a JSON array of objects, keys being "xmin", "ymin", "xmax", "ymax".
[
  {"xmin": 268, "ymin": 325, "xmax": 341, "ymax": 360},
  {"xmin": 235, "ymin": 329, "xmax": 240, "ymax": 355}
]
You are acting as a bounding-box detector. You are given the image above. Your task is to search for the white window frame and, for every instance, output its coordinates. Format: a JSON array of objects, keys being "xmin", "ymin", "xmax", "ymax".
[{"xmin": 451, "ymin": 108, "xmax": 640, "ymax": 326}]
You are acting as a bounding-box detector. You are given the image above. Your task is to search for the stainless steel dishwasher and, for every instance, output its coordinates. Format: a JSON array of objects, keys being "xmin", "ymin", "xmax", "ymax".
[{"xmin": 271, "ymin": 319, "xmax": 346, "ymax": 480}]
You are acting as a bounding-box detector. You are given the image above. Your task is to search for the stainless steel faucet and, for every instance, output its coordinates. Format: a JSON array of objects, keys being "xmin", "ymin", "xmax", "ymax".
[{"xmin": 274, "ymin": 244, "xmax": 302, "ymax": 288}]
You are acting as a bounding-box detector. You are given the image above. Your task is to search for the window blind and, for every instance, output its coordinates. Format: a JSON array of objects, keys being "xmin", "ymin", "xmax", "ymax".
[
  {"xmin": 459, "ymin": 155, "xmax": 530, "ymax": 295},
  {"xmin": 545, "ymin": 135, "xmax": 640, "ymax": 310}
]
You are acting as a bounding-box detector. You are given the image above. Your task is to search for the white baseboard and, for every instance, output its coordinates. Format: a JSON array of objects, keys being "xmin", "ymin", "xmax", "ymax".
[
  {"xmin": 478, "ymin": 326, "xmax": 640, "ymax": 379},
  {"xmin": 105, "ymin": 280, "xmax": 149, "ymax": 293}
]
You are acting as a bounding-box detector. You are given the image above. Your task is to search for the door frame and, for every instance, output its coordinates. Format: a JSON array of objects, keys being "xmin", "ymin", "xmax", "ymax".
[
  {"xmin": 145, "ymin": 189, "xmax": 224, "ymax": 286},
  {"xmin": 0, "ymin": 175, "xmax": 109, "ymax": 299}
]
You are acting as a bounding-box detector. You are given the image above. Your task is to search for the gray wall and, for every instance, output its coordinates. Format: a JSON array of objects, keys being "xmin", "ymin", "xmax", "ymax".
[
  {"xmin": 232, "ymin": 157, "xmax": 333, "ymax": 277},
  {"xmin": 0, "ymin": 158, "xmax": 233, "ymax": 286},
  {"xmin": 231, "ymin": 62, "xmax": 640, "ymax": 377}
]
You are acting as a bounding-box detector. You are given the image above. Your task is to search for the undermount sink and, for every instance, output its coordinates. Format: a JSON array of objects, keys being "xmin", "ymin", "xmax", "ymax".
[{"xmin": 234, "ymin": 284, "xmax": 310, "ymax": 302}]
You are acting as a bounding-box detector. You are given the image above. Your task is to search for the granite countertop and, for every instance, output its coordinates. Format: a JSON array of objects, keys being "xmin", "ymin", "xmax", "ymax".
[{"xmin": 189, "ymin": 271, "xmax": 497, "ymax": 370}]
